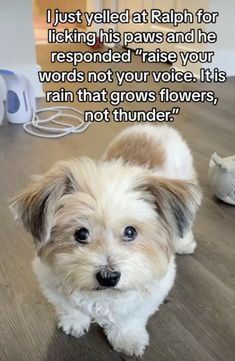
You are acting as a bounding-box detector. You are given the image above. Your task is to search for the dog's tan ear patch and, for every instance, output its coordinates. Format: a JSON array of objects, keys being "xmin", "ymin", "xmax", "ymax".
[
  {"xmin": 137, "ymin": 176, "xmax": 202, "ymax": 238},
  {"xmin": 9, "ymin": 160, "xmax": 79, "ymax": 243}
]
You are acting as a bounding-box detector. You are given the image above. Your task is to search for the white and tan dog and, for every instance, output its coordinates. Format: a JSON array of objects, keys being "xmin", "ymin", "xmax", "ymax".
[{"xmin": 10, "ymin": 125, "xmax": 201, "ymax": 356}]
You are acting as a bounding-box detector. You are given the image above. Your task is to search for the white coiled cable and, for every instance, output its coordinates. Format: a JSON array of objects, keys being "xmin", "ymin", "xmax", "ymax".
[{"xmin": 23, "ymin": 106, "xmax": 91, "ymax": 138}]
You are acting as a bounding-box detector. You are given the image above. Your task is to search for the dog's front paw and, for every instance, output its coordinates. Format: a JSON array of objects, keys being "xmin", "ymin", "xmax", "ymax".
[
  {"xmin": 106, "ymin": 325, "xmax": 149, "ymax": 357},
  {"xmin": 57, "ymin": 311, "xmax": 90, "ymax": 338},
  {"xmin": 175, "ymin": 231, "xmax": 197, "ymax": 255}
]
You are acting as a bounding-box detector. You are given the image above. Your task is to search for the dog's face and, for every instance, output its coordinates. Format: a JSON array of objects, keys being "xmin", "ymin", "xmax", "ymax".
[{"xmin": 10, "ymin": 157, "xmax": 200, "ymax": 293}]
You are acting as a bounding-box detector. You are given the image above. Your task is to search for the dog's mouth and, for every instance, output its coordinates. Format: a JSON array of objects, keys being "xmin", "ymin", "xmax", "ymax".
[
  {"xmin": 96, "ymin": 286, "xmax": 106, "ymax": 291},
  {"xmin": 96, "ymin": 286, "xmax": 112, "ymax": 291},
  {"xmin": 95, "ymin": 286, "xmax": 120, "ymax": 292}
]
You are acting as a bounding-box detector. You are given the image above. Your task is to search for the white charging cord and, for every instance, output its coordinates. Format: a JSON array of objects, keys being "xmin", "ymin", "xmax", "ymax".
[{"xmin": 23, "ymin": 106, "xmax": 91, "ymax": 138}]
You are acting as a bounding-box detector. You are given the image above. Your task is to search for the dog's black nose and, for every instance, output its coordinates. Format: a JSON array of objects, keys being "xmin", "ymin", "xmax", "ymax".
[{"xmin": 96, "ymin": 269, "xmax": 121, "ymax": 288}]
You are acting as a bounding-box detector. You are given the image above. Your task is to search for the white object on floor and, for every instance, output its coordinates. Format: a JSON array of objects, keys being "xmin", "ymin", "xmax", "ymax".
[
  {"xmin": 0, "ymin": 69, "xmax": 36, "ymax": 124},
  {"xmin": 208, "ymin": 152, "xmax": 235, "ymax": 205},
  {"xmin": 0, "ymin": 87, "xmax": 4, "ymax": 125},
  {"xmin": 23, "ymin": 107, "xmax": 91, "ymax": 139}
]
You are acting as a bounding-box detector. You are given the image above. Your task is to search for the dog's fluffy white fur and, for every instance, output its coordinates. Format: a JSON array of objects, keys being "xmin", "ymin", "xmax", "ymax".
[{"xmin": 10, "ymin": 125, "xmax": 201, "ymax": 356}]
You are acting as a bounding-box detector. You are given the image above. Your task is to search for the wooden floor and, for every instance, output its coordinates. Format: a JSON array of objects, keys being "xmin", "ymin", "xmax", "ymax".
[{"xmin": 0, "ymin": 44, "xmax": 235, "ymax": 361}]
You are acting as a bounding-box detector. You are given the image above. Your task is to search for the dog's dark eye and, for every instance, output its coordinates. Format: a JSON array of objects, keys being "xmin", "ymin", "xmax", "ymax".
[
  {"xmin": 74, "ymin": 228, "xmax": 89, "ymax": 244},
  {"xmin": 123, "ymin": 226, "xmax": 137, "ymax": 242}
]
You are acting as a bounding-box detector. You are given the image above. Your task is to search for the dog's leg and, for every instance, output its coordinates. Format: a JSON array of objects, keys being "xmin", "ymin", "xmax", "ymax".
[
  {"xmin": 33, "ymin": 258, "xmax": 91, "ymax": 338},
  {"xmin": 174, "ymin": 230, "xmax": 197, "ymax": 254},
  {"xmin": 41, "ymin": 285, "xmax": 91, "ymax": 338},
  {"xmin": 104, "ymin": 319, "xmax": 149, "ymax": 357},
  {"xmin": 39, "ymin": 284, "xmax": 91, "ymax": 338},
  {"xmin": 57, "ymin": 308, "xmax": 91, "ymax": 338}
]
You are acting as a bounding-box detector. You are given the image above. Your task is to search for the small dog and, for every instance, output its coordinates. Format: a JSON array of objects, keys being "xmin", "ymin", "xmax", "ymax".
[{"xmin": 10, "ymin": 125, "xmax": 201, "ymax": 356}]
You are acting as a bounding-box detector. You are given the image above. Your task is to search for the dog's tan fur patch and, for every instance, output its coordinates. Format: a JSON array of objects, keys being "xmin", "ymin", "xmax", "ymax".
[{"xmin": 103, "ymin": 127, "xmax": 165, "ymax": 169}]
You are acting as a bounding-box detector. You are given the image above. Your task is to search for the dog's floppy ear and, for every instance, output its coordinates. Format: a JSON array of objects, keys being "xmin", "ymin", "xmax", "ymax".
[
  {"xmin": 137, "ymin": 176, "xmax": 202, "ymax": 238},
  {"xmin": 9, "ymin": 160, "xmax": 79, "ymax": 243}
]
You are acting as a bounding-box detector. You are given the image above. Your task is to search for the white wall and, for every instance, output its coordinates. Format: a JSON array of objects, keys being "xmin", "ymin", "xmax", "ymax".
[
  {"xmin": 207, "ymin": 0, "xmax": 235, "ymax": 75},
  {"xmin": 102, "ymin": 0, "xmax": 235, "ymax": 76},
  {"xmin": 208, "ymin": 0, "xmax": 235, "ymax": 50},
  {"xmin": 0, "ymin": 0, "xmax": 43, "ymax": 97}
]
